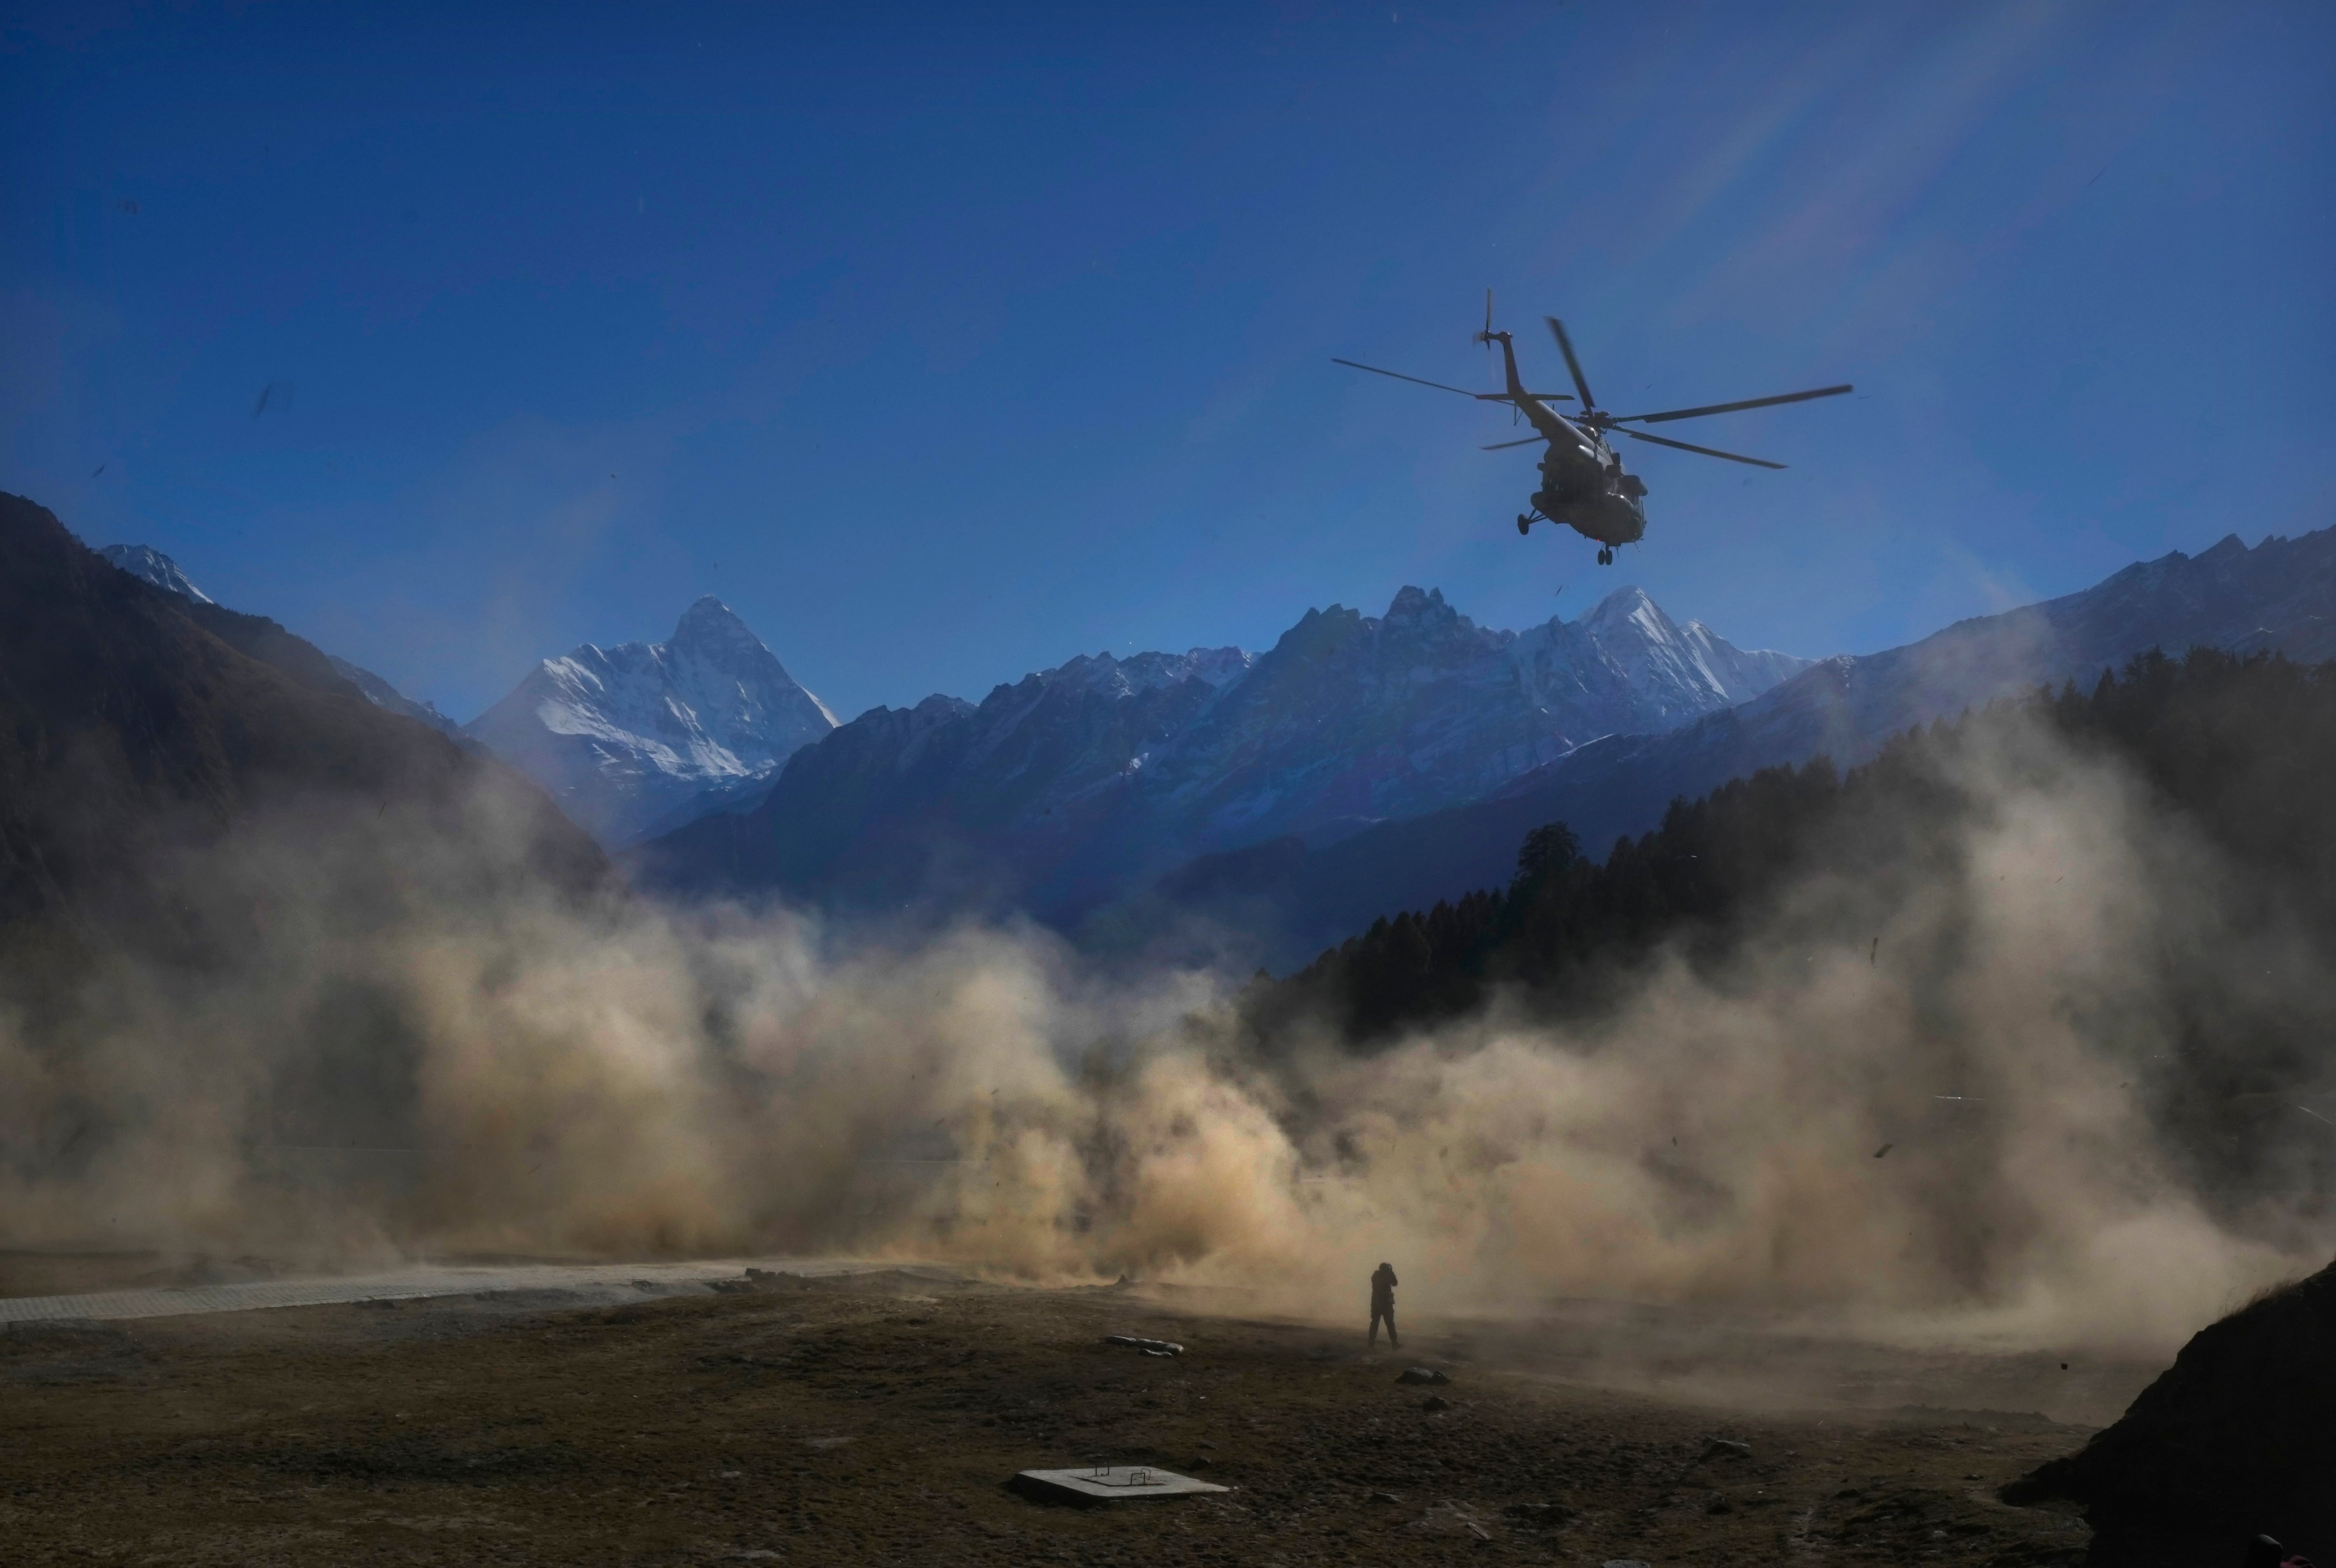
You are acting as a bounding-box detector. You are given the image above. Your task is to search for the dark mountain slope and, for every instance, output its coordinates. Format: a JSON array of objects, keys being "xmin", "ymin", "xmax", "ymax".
[
  {"xmin": 98, "ymin": 540, "xmax": 461, "ymax": 733},
  {"xmin": 0, "ymin": 491, "xmax": 607, "ymax": 957}
]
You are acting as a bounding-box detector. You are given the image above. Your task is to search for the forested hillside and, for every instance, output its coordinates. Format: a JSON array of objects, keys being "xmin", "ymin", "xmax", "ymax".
[{"xmin": 1250, "ymin": 648, "xmax": 2336, "ymax": 1192}]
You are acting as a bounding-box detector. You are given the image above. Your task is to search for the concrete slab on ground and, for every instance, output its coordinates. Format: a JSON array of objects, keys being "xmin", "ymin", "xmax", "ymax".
[{"xmin": 1011, "ymin": 1466, "xmax": 1230, "ymax": 1504}]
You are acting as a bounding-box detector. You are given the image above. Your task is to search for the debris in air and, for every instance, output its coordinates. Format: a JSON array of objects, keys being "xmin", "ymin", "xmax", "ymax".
[
  {"xmin": 1103, "ymin": 1334, "xmax": 1182, "ymax": 1357},
  {"xmin": 1873, "ymin": 1143, "xmax": 1893, "ymax": 1159},
  {"xmin": 251, "ymin": 381, "xmax": 295, "ymax": 418}
]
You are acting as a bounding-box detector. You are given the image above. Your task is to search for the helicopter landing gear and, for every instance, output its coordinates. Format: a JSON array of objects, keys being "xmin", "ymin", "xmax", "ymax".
[
  {"xmin": 1517, "ymin": 514, "xmax": 1531, "ymax": 535},
  {"xmin": 1596, "ymin": 547, "xmax": 1613, "ymax": 565}
]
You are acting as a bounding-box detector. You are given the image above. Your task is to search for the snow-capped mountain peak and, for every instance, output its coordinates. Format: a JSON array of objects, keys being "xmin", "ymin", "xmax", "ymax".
[
  {"xmin": 464, "ymin": 597, "xmax": 836, "ymax": 848},
  {"xmin": 1561, "ymin": 582, "xmax": 1802, "ymax": 714},
  {"xmin": 99, "ymin": 543, "xmax": 215, "ymax": 604},
  {"xmin": 1581, "ymin": 582, "xmax": 1664, "ymax": 637}
]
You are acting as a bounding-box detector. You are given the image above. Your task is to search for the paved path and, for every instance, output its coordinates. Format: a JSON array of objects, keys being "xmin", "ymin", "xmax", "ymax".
[{"xmin": 0, "ymin": 1257, "xmax": 949, "ymax": 1326}]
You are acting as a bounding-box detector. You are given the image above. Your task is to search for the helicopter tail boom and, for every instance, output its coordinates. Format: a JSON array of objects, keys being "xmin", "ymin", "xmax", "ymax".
[{"xmin": 1479, "ymin": 295, "xmax": 1577, "ymax": 446}]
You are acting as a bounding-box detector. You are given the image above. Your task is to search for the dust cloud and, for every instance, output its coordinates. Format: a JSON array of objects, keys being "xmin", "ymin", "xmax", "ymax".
[{"xmin": 1, "ymin": 707, "xmax": 2328, "ymax": 1360}]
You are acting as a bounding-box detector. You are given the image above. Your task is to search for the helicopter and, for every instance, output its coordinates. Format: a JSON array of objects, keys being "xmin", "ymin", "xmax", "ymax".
[{"xmin": 1335, "ymin": 295, "xmax": 1851, "ymax": 564}]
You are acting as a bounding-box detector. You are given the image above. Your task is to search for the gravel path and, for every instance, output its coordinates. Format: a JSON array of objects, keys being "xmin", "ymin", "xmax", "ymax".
[{"xmin": 0, "ymin": 1256, "xmax": 950, "ymax": 1324}]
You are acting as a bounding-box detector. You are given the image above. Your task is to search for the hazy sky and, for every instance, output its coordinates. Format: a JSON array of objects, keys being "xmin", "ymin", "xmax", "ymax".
[{"xmin": 6, "ymin": 2, "xmax": 2331, "ymax": 722}]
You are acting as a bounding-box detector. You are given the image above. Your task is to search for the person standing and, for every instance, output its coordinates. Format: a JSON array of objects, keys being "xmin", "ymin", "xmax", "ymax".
[{"xmin": 1368, "ymin": 1262, "xmax": 1400, "ymax": 1348}]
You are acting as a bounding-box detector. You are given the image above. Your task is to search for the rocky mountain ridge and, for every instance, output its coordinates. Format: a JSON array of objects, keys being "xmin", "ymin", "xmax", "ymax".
[{"xmin": 628, "ymin": 582, "xmax": 1810, "ymax": 920}]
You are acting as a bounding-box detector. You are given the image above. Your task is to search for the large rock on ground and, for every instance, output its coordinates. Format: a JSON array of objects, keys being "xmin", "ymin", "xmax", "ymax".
[{"xmin": 2006, "ymin": 1256, "xmax": 2336, "ymax": 1564}]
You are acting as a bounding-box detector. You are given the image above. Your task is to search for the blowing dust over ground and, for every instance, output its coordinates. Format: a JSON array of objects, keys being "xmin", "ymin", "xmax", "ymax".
[{"xmin": 3, "ymin": 702, "xmax": 2323, "ymax": 1363}]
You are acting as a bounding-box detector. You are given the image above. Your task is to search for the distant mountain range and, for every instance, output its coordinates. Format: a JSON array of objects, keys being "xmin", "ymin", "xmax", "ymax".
[
  {"xmin": 626, "ymin": 582, "xmax": 1811, "ymax": 922},
  {"xmin": 1176, "ymin": 526, "xmax": 2336, "ymax": 963},
  {"xmin": 462, "ymin": 597, "xmax": 838, "ymax": 848},
  {"xmin": 89, "ymin": 518, "xmax": 2336, "ymax": 971}
]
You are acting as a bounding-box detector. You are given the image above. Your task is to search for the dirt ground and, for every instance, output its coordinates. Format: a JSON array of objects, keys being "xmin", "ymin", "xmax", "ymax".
[{"xmin": 0, "ymin": 1262, "xmax": 2155, "ymax": 1567}]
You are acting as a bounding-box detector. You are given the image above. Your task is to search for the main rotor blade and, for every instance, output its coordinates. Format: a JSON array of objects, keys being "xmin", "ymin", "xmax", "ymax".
[
  {"xmin": 1332, "ymin": 358, "xmax": 1483, "ymax": 398},
  {"xmin": 1617, "ymin": 427, "xmax": 1785, "ymax": 469},
  {"xmin": 1480, "ymin": 435, "xmax": 1545, "ymax": 451},
  {"xmin": 1614, "ymin": 384, "xmax": 1853, "ymax": 424},
  {"xmin": 1474, "ymin": 391, "xmax": 1576, "ymax": 403},
  {"xmin": 1545, "ymin": 317, "xmax": 1596, "ymax": 410}
]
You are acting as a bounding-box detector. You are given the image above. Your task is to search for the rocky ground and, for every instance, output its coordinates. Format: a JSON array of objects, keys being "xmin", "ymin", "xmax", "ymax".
[{"xmin": 0, "ymin": 1265, "xmax": 2144, "ymax": 1566}]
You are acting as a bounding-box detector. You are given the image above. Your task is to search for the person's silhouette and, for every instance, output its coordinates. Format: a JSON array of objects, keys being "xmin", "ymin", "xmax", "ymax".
[{"xmin": 1368, "ymin": 1262, "xmax": 1399, "ymax": 1348}]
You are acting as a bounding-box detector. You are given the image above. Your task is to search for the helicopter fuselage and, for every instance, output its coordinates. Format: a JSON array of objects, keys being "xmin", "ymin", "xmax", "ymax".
[
  {"xmin": 1337, "ymin": 301, "xmax": 1848, "ymax": 561},
  {"xmin": 1490, "ymin": 333, "xmax": 1647, "ymax": 548},
  {"xmin": 1529, "ymin": 423, "xmax": 1647, "ymax": 548}
]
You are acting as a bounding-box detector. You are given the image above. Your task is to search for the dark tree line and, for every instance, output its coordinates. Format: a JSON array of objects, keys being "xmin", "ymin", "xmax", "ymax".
[{"xmin": 1249, "ymin": 648, "xmax": 2336, "ymax": 1057}]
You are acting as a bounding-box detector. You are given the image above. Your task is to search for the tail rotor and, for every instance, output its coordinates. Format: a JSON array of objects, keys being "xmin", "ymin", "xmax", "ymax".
[{"xmin": 1474, "ymin": 290, "xmax": 1517, "ymax": 422}]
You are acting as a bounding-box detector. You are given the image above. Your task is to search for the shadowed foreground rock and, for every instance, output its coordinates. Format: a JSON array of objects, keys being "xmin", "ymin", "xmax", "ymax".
[{"xmin": 2005, "ymin": 1255, "xmax": 2336, "ymax": 1565}]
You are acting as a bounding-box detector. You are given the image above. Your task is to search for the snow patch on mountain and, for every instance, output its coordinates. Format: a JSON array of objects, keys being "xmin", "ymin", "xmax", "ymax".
[
  {"xmin": 464, "ymin": 595, "xmax": 836, "ymax": 848},
  {"xmin": 1041, "ymin": 646, "xmax": 1253, "ymax": 699}
]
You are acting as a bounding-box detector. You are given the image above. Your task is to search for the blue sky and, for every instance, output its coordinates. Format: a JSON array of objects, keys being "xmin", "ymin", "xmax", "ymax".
[{"xmin": 6, "ymin": 1, "xmax": 2331, "ymax": 723}]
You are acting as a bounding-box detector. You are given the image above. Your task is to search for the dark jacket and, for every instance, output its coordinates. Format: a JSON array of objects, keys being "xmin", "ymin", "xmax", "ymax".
[{"xmin": 1370, "ymin": 1265, "xmax": 1398, "ymax": 1306}]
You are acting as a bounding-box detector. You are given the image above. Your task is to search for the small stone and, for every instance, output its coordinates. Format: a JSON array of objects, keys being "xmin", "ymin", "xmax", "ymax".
[
  {"xmin": 1396, "ymin": 1366, "xmax": 1450, "ymax": 1385},
  {"xmin": 1421, "ymin": 1394, "xmax": 1450, "ymax": 1412},
  {"xmin": 1409, "ymin": 1501, "xmax": 1492, "ymax": 1539},
  {"xmin": 1104, "ymin": 1334, "xmax": 1184, "ymax": 1357},
  {"xmin": 1700, "ymin": 1437, "xmax": 1752, "ymax": 1461}
]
